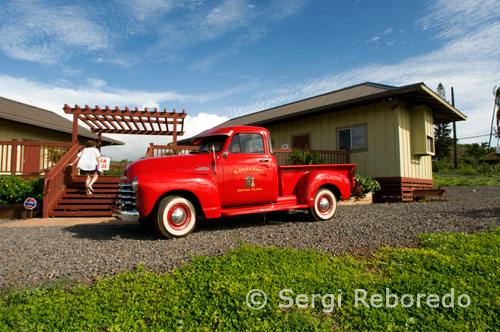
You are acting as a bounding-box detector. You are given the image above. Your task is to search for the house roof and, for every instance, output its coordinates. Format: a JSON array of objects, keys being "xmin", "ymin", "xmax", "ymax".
[
  {"xmin": 0, "ymin": 96, "xmax": 124, "ymax": 145},
  {"xmin": 218, "ymin": 82, "xmax": 467, "ymax": 128}
]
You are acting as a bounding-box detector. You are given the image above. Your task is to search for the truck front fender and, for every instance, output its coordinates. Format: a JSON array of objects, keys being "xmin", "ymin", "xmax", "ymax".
[
  {"xmin": 296, "ymin": 170, "xmax": 351, "ymax": 206},
  {"xmin": 135, "ymin": 173, "xmax": 222, "ymax": 219}
]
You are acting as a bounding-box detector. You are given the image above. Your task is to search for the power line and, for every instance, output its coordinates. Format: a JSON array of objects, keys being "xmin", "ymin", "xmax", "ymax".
[{"xmin": 457, "ymin": 133, "xmax": 493, "ymax": 140}]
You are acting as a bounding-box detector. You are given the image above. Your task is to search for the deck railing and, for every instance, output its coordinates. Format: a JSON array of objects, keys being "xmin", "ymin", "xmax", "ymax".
[
  {"xmin": 0, "ymin": 140, "xmax": 73, "ymax": 177},
  {"xmin": 273, "ymin": 148, "xmax": 350, "ymax": 166},
  {"xmin": 43, "ymin": 144, "xmax": 81, "ymax": 218},
  {"xmin": 145, "ymin": 144, "xmax": 198, "ymax": 158},
  {"xmin": 144, "ymin": 145, "xmax": 350, "ymax": 166}
]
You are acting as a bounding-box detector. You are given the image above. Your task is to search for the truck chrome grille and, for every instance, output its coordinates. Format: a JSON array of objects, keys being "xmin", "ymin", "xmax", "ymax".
[{"xmin": 115, "ymin": 182, "xmax": 136, "ymax": 211}]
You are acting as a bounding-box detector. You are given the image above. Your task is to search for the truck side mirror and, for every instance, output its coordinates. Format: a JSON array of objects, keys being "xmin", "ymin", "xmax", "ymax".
[{"xmin": 222, "ymin": 151, "xmax": 228, "ymax": 159}]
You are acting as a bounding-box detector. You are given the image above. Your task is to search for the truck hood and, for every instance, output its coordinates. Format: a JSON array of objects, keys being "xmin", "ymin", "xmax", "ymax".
[{"xmin": 125, "ymin": 153, "xmax": 213, "ymax": 179}]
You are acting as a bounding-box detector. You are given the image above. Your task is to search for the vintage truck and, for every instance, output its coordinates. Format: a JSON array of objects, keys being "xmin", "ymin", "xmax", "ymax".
[{"xmin": 114, "ymin": 126, "xmax": 355, "ymax": 238}]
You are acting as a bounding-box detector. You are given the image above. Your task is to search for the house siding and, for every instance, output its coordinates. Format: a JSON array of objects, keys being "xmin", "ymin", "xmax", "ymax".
[
  {"xmin": 396, "ymin": 105, "xmax": 433, "ymax": 180},
  {"xmin": 266, "ymin": 101, "xmax": 401, "ymax": 178},
  {"xmin": 0, "ymin": 119, "xmax": 71, "ymax": 142}
]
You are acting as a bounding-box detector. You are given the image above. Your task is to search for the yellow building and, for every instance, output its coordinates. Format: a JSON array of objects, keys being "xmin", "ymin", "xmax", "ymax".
[{"xmin": 219, "ymin": 82, "xmax": 466, "ymax": 201}]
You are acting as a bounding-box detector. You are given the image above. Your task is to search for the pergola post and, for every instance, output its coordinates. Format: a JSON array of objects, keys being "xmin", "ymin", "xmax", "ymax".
[
  {"xmin": 97, "ymin": 133, "xmax": 102, "ymax": 151},
  {"xmin": 72, "ymin": 113, "xmax": 79, "ymax": 144},
  {"xmin": 173, "ymin": 117, "xmax": 178, "ymax": 146}
]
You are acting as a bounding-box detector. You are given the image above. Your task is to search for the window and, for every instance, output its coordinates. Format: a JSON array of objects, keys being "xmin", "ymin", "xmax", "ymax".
[
  {"xmin": 268, "ymin": 136, "xmax": 274, "ymax": 154},
  {"xmin": 426, "ymin": 136, "xmax": 435, "ymax": 154},
  {"xmin": 198, "ymin": 135, "xmax": 227, "ymax": 152},
  {"xmin": 337, "ymin": 125, "xmax": 367, "ymax": 151},
  {"xmin": 228, "ymin": 133, "xmax": 265, "ymax": 154}
]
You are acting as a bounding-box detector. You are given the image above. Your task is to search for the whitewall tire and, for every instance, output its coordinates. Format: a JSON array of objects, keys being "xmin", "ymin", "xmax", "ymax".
[
  {"xmin": 309, "ymin": 188, "xmax": 337, "ymax": 221},
  {"xmin": 156, "ymin": 196, "xmax": 196, "ymax": 238}
]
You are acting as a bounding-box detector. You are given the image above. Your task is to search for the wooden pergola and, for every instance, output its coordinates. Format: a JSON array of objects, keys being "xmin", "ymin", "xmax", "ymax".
[{"xmin": 64, "ymin": 104, "xmax": 187, "ymax": 148}]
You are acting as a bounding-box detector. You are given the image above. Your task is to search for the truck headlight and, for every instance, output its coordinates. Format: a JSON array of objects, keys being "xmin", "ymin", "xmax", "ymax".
[{"xmin": 132, "ymin": 177, "xmax": 139, "ymax": 191}]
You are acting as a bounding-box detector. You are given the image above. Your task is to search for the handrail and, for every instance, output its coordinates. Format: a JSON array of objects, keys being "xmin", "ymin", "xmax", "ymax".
[{"xmin": 43, "ymin": 144, "xmax": 81, "ymax": 218}]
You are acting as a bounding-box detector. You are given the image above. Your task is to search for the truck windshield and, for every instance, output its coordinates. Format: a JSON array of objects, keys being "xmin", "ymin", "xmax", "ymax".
[{"xmin": 197, "ymin": 135, "xmax": 227, "ymax": 153}]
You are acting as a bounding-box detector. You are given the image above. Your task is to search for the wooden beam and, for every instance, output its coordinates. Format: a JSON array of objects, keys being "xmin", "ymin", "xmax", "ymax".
[{"xmin": 72, "ymin": 113, "xmax": 79, "ymax": 143}]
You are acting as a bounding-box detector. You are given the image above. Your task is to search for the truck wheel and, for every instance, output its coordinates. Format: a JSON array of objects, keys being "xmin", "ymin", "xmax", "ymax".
[
  {"xmin": 156, "ymin": 196, "xmax": 196, "ymax": 238},
  {"xmin": 309, "ymin": 188, "xmax": 337, "ymax": 221}
]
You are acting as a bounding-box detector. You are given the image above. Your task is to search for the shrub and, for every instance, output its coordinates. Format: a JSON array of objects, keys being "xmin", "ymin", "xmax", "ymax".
[
  {"xmin": 0, "ymin": 176, "xmax": 44, "ymax": 205},
  {"xmin": 354, "ymin": 173, "xmax": 381, "ymax": 194},
  {"xmin": 288, "ymin": 148, "xmax": 324, "ymax": 165}
]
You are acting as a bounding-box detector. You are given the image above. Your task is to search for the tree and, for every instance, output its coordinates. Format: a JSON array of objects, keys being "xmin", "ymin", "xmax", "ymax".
[{"xmin": 434, "ymin": 83, "xmax": 452, "ymax": 160}]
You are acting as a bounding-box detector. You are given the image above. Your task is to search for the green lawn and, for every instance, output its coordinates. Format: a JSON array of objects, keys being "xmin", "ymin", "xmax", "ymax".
[
  {"xmin": 1, "ymin": 229, "xmax": 499, "ymax": 331},
  {"xmin": 433, "ymin": 174, "xmax": 500, "ymax": 187}
]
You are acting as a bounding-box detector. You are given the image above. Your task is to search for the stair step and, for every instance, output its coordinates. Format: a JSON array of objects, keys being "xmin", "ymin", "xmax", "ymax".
[
  {"xmin": 65, "ymin": 188, "xmax": 119, "ymax": 193},
  {"xmin": 53, "ymin": 204, "xmax": 114, "ymax": 211},
  {"xmin": 57, "ymin": 199, "xmax": 116, "ymax": 204},
  {"xmin": 68, "ymin": 183, "xmax": 119, "ymax": 189},
  {"xmin": 49, "ymin": 211, "xmax": 113, "ymax": 217},
  {"xmin": 72, "ymin": 176, "xmax": 121, "ymax": 184},
  {"xmin": 62, "ymin": 193, "xmax": 118, "ymax": 199}
]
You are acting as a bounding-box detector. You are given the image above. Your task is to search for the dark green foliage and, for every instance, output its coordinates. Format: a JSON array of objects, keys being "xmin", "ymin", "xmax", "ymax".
[
  {"xmin": 462, "ymin": 143, "xmax": 495, "ymax": 164},
  {"xmin": 432, "ymin": 142, "xmax": 499, "ymax": 187},
  {"xmin": 0, "ymin": 175, "xmax": 44, "ymax": 205},
  {"xmin": 434, "ymin": 123, "xmax": 452, "ymax": 161},
  {"xmin": 434, "ymin": 83, "xmax": 453, "ymax": 161},
  {"xmin": 1, "ymin": 229, "xmax": 499, "ymax": 331},
  {"xmin": 288, "ymin": 148, "xmax": 324, "ymax": 165}
]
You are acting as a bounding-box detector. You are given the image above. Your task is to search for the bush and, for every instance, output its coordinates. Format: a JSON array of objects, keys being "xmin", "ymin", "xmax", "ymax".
[
  {"xmin": 354, "ymin": 173, "xmax": 381, "ymax": 194},
  {"xmin": 1, "ymin": 229, "xmax": 499, "ymax": 331},
  {"xmin": 0, "ymin": 176, "xmax": 44, "ymax": 205},
  {"xmin": 288, "ymin": 148, "xmax": 324, "ymax": 165}
]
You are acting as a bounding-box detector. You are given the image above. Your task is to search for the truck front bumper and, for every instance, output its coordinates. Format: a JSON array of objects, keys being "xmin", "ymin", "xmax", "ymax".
[{"xmin": 113, "ymin": 209, "xmax": 140, "ymax": 222}]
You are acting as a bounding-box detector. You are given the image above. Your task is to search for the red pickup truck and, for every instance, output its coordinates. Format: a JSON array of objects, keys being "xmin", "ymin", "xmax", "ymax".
[{"xmin": 114, "ymin": 126, "xmax": 355, "ymax": 238}]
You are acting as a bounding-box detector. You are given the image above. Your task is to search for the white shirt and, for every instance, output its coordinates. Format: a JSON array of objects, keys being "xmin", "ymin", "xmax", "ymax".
[{"xmin": 77, "ymin": 147, "xmax": 101, "ymax": 171}]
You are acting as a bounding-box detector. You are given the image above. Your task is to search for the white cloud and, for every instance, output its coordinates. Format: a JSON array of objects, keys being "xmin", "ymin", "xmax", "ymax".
[
  {"xmin": 101, "ymin": 113, "xmax": 228, "ymax": 161},
  {"xmin": 224, "ymin": 13, "xmax": 500, "ymax": 143},
  {"xmin": 124, "ymin": 0, "xmax": 177, "ymax": 21},
  {"xmin": 0, "ymin": 0, "xmax": 110, "ymax": 64},
  {"xmin": 0, "ymin": 74, "xmax": 234, "ymax": 160},
  {"xmin": 419, "ymin": 0, "xmax": 500, "ymax": 39}
]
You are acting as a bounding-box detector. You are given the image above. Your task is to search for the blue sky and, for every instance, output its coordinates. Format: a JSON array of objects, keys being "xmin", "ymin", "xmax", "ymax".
[{"xmin": 0, "ymin": 0, "xmax": 499, "ymax": 160}]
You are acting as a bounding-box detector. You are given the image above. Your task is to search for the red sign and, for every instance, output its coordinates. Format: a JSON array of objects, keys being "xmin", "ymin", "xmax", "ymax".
[{"xmin": 24, "ymin": 197, "xmax": 37, "ymax": 210}]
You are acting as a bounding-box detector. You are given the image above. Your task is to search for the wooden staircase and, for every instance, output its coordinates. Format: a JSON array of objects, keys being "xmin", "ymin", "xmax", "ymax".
[{"xmin": 48, "ymin": 176, "xmax": 120, "ymax": 217}]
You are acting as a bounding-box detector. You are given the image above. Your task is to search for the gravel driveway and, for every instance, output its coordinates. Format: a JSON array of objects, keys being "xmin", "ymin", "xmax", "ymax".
[{"xmin": 1, "ymin": 186, "xmax": 499, "ymax": 291}]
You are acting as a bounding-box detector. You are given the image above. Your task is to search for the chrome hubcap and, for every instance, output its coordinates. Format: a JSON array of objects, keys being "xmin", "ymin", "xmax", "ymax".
[
  {"xmin": 170, "ymin": 208, "xmax": 186, "ymax": 225},
  {"xmin": 319, "ymin": 197, "xmax": 330, "ymax": 212}
]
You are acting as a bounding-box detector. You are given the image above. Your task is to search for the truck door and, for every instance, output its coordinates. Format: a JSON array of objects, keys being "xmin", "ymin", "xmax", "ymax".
[{"xmin": 221, "ymin": 133, "xmax": 276, "ymax": 207}]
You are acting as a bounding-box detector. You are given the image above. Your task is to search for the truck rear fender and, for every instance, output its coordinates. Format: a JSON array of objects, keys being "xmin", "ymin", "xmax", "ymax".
[
  {"xmin": 135, "ymin": 173, "xmax": 222, "ymax": 219},
  {"xmin": 296, "ymin": 170, "xmax": 351, "ymax": 206}
]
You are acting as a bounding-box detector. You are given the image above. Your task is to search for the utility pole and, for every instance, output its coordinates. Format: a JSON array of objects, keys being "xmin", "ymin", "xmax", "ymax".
[{"xmin": 451, "ymin": 87, "xmax": 458, "ymax": 169}]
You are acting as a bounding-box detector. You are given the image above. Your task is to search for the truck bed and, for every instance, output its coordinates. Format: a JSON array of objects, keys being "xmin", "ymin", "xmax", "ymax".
[{"xmin": 278, "ymin": 164, "xmax": 356, "ymax": 196}]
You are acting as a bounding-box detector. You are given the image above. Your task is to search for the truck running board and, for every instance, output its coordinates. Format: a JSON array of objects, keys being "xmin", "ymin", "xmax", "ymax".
[{"xmin": 221, "ymin": 195, "xmax": 309, "ymax": 217}]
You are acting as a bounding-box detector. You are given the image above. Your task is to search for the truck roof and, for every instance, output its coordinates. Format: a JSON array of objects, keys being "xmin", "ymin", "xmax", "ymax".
[{"xmin": 192, "ymin": 126, "xmax": 270, "ymax": 144}]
